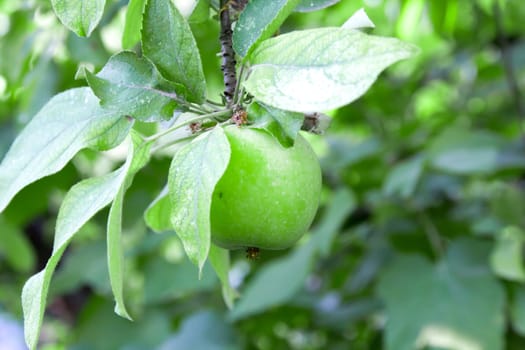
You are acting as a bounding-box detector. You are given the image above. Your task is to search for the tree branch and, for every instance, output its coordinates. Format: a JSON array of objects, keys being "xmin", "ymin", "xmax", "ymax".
[{"xmin": 219, "ymin": 0, "xmax": 237, "ymax": 107}]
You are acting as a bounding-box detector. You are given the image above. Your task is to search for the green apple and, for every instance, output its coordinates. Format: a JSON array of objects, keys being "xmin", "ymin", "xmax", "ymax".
[{"xmin": 210, "ymin": 126, "xmax": 322, "ymax": 250}]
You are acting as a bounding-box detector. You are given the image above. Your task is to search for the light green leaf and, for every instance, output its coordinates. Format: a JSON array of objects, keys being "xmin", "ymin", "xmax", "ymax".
[
  {"xmin": 233, "ymin": 0, "xmax": 302, "ymax": 58},
  {"xmin": 51, "ymin": 0, "xmax": 105, "ymax": 37},
  {"xmin": 144, "ymin": 186, "xmax": 172, "ymax": 233},
  {"xmin": 377, "ymin": 239, "xmax": 505, "ymax": 350},
  {"xmin": 247, "ymin": 102, "xmax": 304, "ymax": 147},
  {"xmin": 142, "ymin": 0, "xmax": 206, "ymax": 102},
  {"xmin": 22, "ymin": 151, "xmax": 134, "ymax": 350},
  {"xmin": 209, "ymin": 244, "xmax": 237, "ymax": 309},
  {"xmin": 168, "ymin": 127, "xmax": 231, "ymax": 273},
  {"xmin": 244, "ymin": 28, "xmax": 418, "ymax": 113},
  {"xmin": 107, "ymin": 132, "xmax": 151, "ymax": 319},
  {"xmin": 86, "ymin": 51, "xmax": 181, "ymax": 122},
  {"xmin": 188, "ymin": 0, "xmax": 210, "ymax": 23},
  {"xmin": 0, "ymin": 87, "xmax": 131, "ymax": 214},
  {"xmin": 383, "ymin": 156, "xmax": 425, "ymax": 198},
  {"xmin": 122, "ymin": 0, "xmax": 147, "ymax": 49},
  {"xmin": 229, "ymin": 189, "xmax": 354, "ymax": 320},
  {"xmin": 490, "ymin": 226, "xmax": 525, "ymax": 282},
  {"xmin": 295, "ymin": 0, "xmax": 339, "ymax": 12}
]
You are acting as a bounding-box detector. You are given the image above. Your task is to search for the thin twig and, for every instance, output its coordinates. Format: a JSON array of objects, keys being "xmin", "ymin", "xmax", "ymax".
[
  {"xmin": 219, "ymin": 0, "xmax": 237, "ymax": 107},
  {"xmin": 493, "ymin": 2, "xmax": 525, "ymax": 133}
]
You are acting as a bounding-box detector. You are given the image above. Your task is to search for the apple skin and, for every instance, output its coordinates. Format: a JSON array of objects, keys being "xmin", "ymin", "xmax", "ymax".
[{"xmin": 210, "ymin": 126, "xmax": 322, "ymax": 250}]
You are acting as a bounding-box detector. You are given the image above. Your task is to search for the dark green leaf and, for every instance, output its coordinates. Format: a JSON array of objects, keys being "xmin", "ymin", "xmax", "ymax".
[
  {"xmin": 244, "ymin": 28, "xmax": 418, "ymax": 112},
  {"xmin": 86, "ymin": 51, "xmax": 180, "ymax": 122},
  {"xmin": 233, "ymin": 0, "xmax": 302, "ymax": 58},
  {"xmin": 142, "ymin": 0, "xmax": 206, "ymax": 102},
  {"xmin": 0, "ymin": 216, "xmax": 35, "ymax": 273},
  {"xmin": 168, "ymin": 127, "xmax": 230, "ymax": 273},
  {"xmin": 377, "ymin": 239, "xmax": 505, "ymax": 350},
  {"xmin": 511, "ymin": 285, "xmax": 525, "ymax": 337},
  {"xmin": 0, "ymin": 87, "xmax": 131, "ymax": 213},
  {"xmin": 51, "ymin": 0, "xmax": 105, "ymax": 37}
]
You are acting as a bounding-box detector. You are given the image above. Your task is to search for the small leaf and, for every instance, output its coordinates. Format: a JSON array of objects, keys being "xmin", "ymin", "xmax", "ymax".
[
  {"xmin": 144, "ymin": 186, "xmax": 172, "ymax": 233},
  {"xmin": 168, "ymin": 127, "xmax": 231, "ymax": 273},
  {"xmin": 295, "ymin": 0, "xmax": 339, "ymax": 12},
  {"xmin": 377, "ymin": 239, "xmax": 505, "ymax": 350},
  {"xmin": 107, "ymin": 132, "xmax": 151, "ymax": 319},
  {"xmin": 0, "ymin": 87, "xmax": 131, "ymax": 214},
  {"xmin": 247, "ymin": 102, "xmax": 304, "ymax": 147},
  {"xmin": 122, "ymin": 0, "xmax": 147, "ymax": 49},
  {"xmin": 86, "ymin": 51, "xmax": 181, "ymax": 122},
  {"xmin": 233, "ymin": 0, "xmax": 302, "ymax": 58},
  {"xmin": 0, "ymin": 216, "xmax": 35, "ymax": 273},
  {"xmin": 209, "ymin": 244, "xmax": 237, "ymax": 309},
  {"xmin": 22, "ymin": 153, "xmax": 134, "ymax": 350},
  {"xmin": 342, "ymin": 8, "xmax": 375, "ymax": 29},
  {"xmin": 142, "ymin": 0, "xmax": 207, "ymax": 103},
  {"xmin": 244, "ymin": 28, "xmax": 418, "ymax": 113},
  {"xmin": 51, "ymin": 0, "xmax": 105, "ymax": 37},
  {"xmin": 383, "ymin": 156, "xmax": 425, "ymax": 198},
  {"xmin": 490, "ymin": 226, "xmax": 525, "ymax": 282}
]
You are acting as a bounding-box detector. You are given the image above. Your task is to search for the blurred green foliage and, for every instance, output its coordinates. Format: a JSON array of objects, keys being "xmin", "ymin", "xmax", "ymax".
[{"xmin": 1, "ymin": 0, "xmax": 525, "ymax": 349}]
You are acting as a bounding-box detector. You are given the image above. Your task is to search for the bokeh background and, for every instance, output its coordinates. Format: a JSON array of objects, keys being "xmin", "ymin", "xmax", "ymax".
[{"xmin": 1, "ymin": 0, "xmax": 525, "ymax": 349}]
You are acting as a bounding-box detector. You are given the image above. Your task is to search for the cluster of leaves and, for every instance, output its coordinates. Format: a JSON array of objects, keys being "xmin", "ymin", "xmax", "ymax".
[
  {"xmin": 0, "ymin": 0, "xmax": 417, "ymax": 348},
  {"xmin": 1, "ymin": 0, "xmax": 524, "ymax": 349}
]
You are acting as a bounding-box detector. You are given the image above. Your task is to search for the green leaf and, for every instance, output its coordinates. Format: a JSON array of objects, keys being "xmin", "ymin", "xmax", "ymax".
[
  {"xmin": 230, "ymin": 189, "xmax": 354, "ymax": 320},
  {"xmin": 107, "ymin": 132, "xmax": 151, "ymax": 319},
  {"xmin": 490, "ymin": 226, "xmax": 525, "ymax": 282},
  {"xmin": 244, "ymin": 28, "xmax": 418, "ymax": 113},
  {"xmin": 168, "ymin": 127, "xmax": 231, "ymax": 273},
  {"xmin": 427, "ymin": 127, "xmax": 506, "ymax": 175},
  {"xmin": 51, "ymin": 0, "xmax": 105, "ymax": 37},
  {"xmin": 142, "ymin": 0, "xmax": 207, "ymax": 103},
  {"xmin": 247, "ymin": 102, "xmax": 304, "ymax": 147},
  {"xmin": 383, "ymin": 156, "xmax": 425, "ymax": 198},
  {"xmin": 295, "ymin": 0, "xmax": 339, "ymax": 12},
  {"xmin": 144, "ymin": 186, "xmax": 172, "ymax": 232},
  {"xmin": 159, "ymin": 311, "xmax": 239, "ymax": 350},
  {"xmin": 233, "ymin": 0, "xmax": 302, "ymax": 58},
  {"xmin": 377, "ymin": 239, "xmax": 505, "ymax": 350},
  {"xmin": 209, "ymin": 244, "xmax": 237, "ymax": 309},
  {"xmin": 188, "ymin": 0, "xmax": 210, "ymax": 23},
  {"xmin": 86, "ymin": 51, "xmax": 180, "ymax": 122},
  {"xmin": 143, "ymin": 253, "xmax": 217, "ymax": 303},
  {"xmin": 511, "ymin": 285, "xmax": 525, "ymax": 337},
  {"xmin": 22, "ymin": 149, "xmax": 135, "ymax": 350},
  {"xmin": 122, "ymin": 0, "xmax": 147, "ymax": 49},
  {"xmin": 0, "ymin": 87, "xmax": 131, "ymax": 214},
  {"xmin": 0, "ymin": 216, "xmax": 35, "ymax": 273}
]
